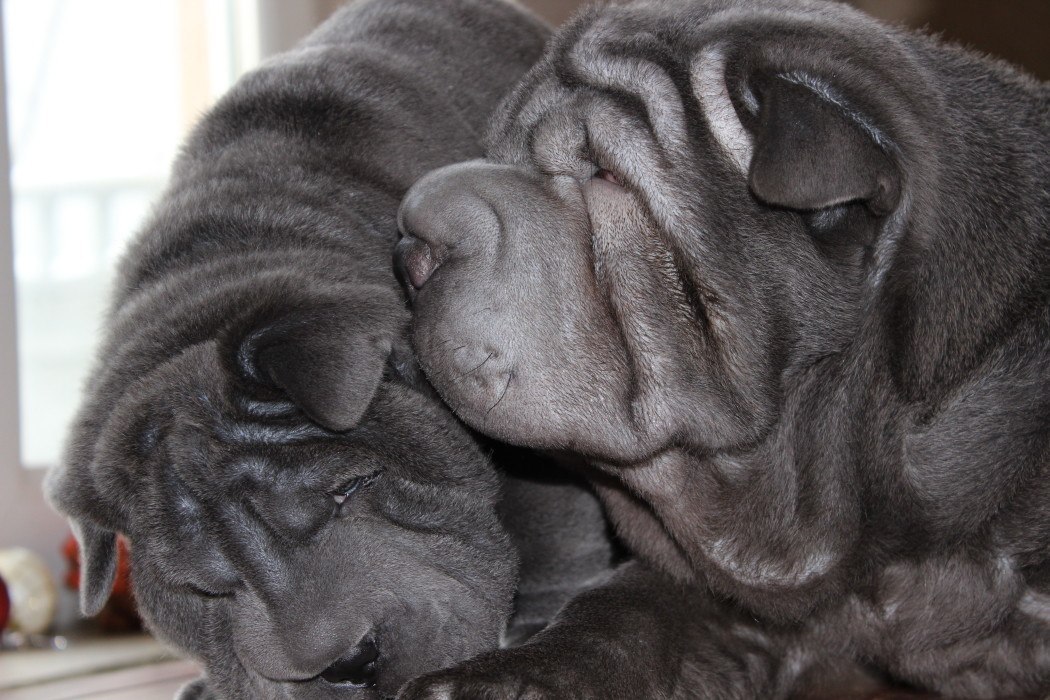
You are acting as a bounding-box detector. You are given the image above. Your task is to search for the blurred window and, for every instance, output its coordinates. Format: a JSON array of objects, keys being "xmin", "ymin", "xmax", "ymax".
[{"xmin": 3, "ymin": 0, "xmax": 262, "ymax": 467}]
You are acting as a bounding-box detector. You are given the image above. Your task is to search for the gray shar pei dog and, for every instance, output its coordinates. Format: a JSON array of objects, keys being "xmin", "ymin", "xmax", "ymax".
[
  {"xmin": 396, "ymin": 0, "xmax": 1050, "ymax": 697},
  {"xmin": 46, "ymin": 1, "xmax": 617, "ymax": 699}
]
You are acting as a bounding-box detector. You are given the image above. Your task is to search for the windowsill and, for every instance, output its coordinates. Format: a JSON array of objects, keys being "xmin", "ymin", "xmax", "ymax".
[
  {"xmin": 18, "ymin": 463, "xmax": 53, "ymax": 471},
  {"xmin": 0, "ymin": 632, "xmax": 199, "ymax": 699}
]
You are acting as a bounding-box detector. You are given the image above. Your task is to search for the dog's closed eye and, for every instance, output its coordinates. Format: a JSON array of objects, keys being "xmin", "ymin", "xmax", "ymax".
[
  {"xmin": 593, "ymin": 167, "xmax": 622, "ymax": 187},
  {"xmin": 330, "ymin": 471, "xmax": 382, "ymax": 508}
]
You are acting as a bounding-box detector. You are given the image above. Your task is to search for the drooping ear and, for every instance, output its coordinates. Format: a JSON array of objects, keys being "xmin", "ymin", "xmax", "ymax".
[
  {"xmin": 747, "ymin": 74, "xmax": 900, "ymax": 215},
  {"xmin": 71, "ymin": 520, "xmax": 118, "ymax": 616},
  {"xmin": 44, "ymin": 456, "xmax": 120, "ymax": 616},
  {"xmin": 238, "ymin": 302, "xmax": 396, "ymax": 432}
]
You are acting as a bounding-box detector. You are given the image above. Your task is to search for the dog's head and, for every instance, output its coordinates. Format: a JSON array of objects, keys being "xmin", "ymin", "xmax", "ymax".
[
  {"xmin": 395, "ymin": 0, "xmax": 1005, "ymax": 463},
  {"xmin": 47, "ymin": 285, "xmax": 516, "ymax": 699}
]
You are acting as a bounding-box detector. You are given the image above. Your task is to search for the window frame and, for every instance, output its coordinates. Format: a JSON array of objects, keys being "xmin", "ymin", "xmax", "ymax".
[{"xmin": 0, "ymin": 0, "xmax": 70, "ymax": 582}]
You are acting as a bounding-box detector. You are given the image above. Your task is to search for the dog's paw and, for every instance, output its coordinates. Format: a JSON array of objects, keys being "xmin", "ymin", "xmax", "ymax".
[
  {"xmin": 396, "ymin": 647, "xmax": 616, "ymax": 700},
  {"xmin": 398, "ymin": 676, "xmax": 550, "ymax": 700}
]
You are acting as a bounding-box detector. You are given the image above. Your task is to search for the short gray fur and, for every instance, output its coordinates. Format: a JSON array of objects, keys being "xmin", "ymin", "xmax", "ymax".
[
  {"xmin": 44, "ymin": 2, "xmax": 614, "ymax": 699},
  {"xmin": 397, "ymin": 0, "xmax": 1050, "ymax": 697}
]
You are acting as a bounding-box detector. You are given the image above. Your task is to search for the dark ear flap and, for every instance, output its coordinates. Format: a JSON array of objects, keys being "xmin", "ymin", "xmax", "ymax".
[
  {"xmin": 748, "ymin": 75, "xmax": 900, "ymax": 215},
  {"xmin": 45, "ymin": 459, "xmax": 120, "ymax": 616},
  {"xmin": 249, "ymin": 307, "xmax": 391, "ymax": 432},
  {"xmin": 71, "ymin": 520, "xmax": 118, "ymax": 616}
]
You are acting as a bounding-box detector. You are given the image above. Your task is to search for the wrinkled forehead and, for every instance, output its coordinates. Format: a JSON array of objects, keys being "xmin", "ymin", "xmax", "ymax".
[
  {"xmin": 204, "ymin": 384, "xmax": 500, "ymax": 495},
  {"xmin": 482, "ymin": 3, "xmax": 672, "ymax": 161},
  {"xmin": 484, "ymin": 1, "xmax": 694, "ymax": 164},
  {"xmin": 482, "ymin": 0, "xmax": 846, "ymax": 167},
  {"xmin": 116, "ymin": 379, "xmax": 500, "ymax": 533}
]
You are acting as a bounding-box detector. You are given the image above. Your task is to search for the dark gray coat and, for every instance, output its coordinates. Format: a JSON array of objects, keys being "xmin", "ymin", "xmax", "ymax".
[
  {"xmin": 43, "ymin": 2, "xmax": 612, "ymax": 699},
  {"xmin": 396, "ymin": 0, "xmax": 1050, "ymax": 697}
]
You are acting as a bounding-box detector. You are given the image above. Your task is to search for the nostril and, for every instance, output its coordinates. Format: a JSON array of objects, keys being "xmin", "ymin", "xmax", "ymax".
[
  {"xmin": 394, "ymin": 235, "xmax": 443, "ymax": 291},
  {"xmin": 319, "ymin": 636, "xmax": 380, "ymax": 687}
]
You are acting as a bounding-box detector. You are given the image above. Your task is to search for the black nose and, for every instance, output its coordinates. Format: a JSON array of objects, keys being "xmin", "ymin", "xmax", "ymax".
[
  {"xmin": 318, "ymin": 637, "xmax": 380, "ymax": 687},
  {"xmin": 394, "ymin": 234, "xmax": 443, "ymax": 292}
]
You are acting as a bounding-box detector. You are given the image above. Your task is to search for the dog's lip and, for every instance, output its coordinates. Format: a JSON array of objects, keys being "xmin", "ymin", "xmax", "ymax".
[
  {"xmin": 237, "ymin": 662, "xmax": 387, "ymax": 700},
  {"xmin": 232, "ymin": 644, "xmax": 322, "ymax": 684}
]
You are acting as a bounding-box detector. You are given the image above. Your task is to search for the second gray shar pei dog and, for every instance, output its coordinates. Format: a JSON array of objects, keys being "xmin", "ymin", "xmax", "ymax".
[
  {"xmin": 396, "ymin": 0, "xmax": 1050, "ymax": 697},
  {"xmin": 46, "ymin": 1, "xmax": 617, "ymax": 699}
]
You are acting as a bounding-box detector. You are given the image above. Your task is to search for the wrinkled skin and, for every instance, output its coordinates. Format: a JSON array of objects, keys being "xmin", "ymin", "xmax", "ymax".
[
  {"xmin": 397, "ymin": 0, "xmax": 1050, "ymax": 697},
  {"xmin": 45, "ymin": 1, "xmax": 566, "ymax": 698},
  {"xmin": 120, "ymin": 345, "xmax": 517, "ymax": 700}
]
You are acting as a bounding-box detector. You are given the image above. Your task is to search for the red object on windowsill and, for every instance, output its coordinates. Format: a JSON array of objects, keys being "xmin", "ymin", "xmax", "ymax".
[
  {"xmin": 0, "ymin": 574, "xmax": 10, "ymax": 630},
  {"xmin": 62, "ymin": 533, "xmax": 141, "ymax": 633}
]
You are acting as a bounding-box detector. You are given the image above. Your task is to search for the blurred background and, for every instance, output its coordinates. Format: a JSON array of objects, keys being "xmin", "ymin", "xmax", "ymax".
[{"xmin": 0, "ymin": 0, "xmax": 1045, "ymax": 696}]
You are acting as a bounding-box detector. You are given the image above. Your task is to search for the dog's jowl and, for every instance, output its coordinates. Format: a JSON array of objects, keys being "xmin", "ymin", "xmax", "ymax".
[{"xmin": 398, "ymin": 0, "xmax": 1050, "ymax": 697}]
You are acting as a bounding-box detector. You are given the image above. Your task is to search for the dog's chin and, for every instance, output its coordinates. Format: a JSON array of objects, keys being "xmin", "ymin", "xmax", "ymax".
[{"xmin": 421, "ymin": 359, "xmax": 665, "ymax": 465}]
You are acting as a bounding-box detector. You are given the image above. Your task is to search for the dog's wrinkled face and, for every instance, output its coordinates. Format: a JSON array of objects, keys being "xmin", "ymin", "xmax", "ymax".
[
  {"xmin": 52, "ymin": 335, "xmax": 514, "ymax": 700},
  {"xmin": 398, "ymin": 0, "xmax": 907, "ymax": 464}
]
